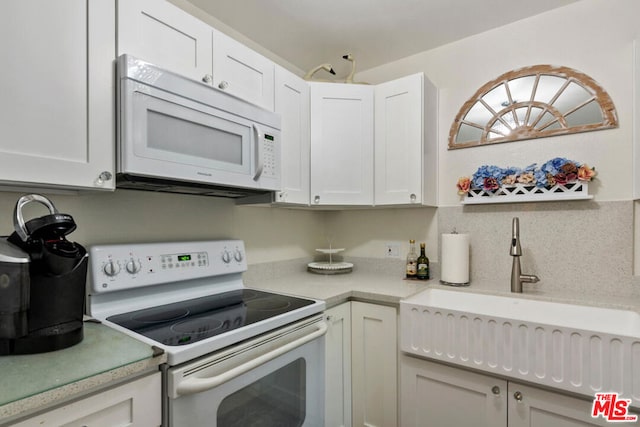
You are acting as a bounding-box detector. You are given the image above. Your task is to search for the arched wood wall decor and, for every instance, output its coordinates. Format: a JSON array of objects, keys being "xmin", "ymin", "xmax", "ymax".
[{"xmin": 448, "ymin": 65, "xmax": 618, "ymax": 150}]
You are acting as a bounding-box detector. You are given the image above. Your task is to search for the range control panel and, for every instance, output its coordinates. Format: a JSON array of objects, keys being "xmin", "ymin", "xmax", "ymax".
[{"xmin": 88, "ymin": 240, "xmax": 246, "ymax": 294}]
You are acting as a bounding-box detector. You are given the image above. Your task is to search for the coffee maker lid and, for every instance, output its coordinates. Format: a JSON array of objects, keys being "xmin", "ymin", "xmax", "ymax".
[{"xmin": 0, "ymin": 239, "xmax": 30, "ymax": 263}]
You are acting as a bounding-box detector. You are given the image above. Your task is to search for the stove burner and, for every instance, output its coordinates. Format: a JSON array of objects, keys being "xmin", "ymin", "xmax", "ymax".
[
  {"xmin": 171, "ymin": 316, "xmax": 224, "ymax": 336},
  {"xmin": 246, "ymin": 298, "xmax": 292, "ymax": 312},
  {"xmin": 241, "ymin": 290, "xmax": 260, "ymax": 301},
  {"xmin": 132, "ymin": 307, "xmax": 190, "ymax": 323}
]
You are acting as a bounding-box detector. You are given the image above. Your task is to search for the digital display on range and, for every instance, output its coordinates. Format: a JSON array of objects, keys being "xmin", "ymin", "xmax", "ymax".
[{"xmin": 177, "ymin": 254, "xmax": 191, "ymax": 262}]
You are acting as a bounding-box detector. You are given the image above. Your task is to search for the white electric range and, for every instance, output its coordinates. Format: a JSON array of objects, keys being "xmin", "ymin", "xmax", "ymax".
[{"xmin": 86, "ymin": 240, "xmax": 326, "ymax": 427}]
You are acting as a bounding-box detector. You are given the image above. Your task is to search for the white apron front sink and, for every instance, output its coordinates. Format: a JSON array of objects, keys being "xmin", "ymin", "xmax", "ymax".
[{"xmin": 400, "ymin": 288, "xmax": 640, "ymax": 406}]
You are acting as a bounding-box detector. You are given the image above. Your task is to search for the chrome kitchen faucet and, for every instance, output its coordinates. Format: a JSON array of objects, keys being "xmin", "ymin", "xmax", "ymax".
[{"xmin": 510, "ymin": 217, "xmax": 540, "ymax": 293}]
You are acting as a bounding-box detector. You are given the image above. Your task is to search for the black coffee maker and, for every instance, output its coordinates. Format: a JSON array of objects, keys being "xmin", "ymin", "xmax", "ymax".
[{"xmin": 0, "ymin": 194, "xmax": 88, "ymax": 355}]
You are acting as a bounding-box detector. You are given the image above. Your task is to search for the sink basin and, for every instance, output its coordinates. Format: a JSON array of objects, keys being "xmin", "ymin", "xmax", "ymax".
[{"xmin": 400, "ymin": 288, "xmax": 640, "ymax": 405}]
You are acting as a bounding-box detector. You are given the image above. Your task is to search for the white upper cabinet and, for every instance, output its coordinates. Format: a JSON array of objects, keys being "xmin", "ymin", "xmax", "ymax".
[
  {"xmin": 117, "ymin": 0, "xmax": 275, "ymax": 110},
  {"xmin": 310, "ymin": 83, "xmax": 374, "ymax": 206},
  {"xmin": 117, "ymin": 0, "xmax": 213, "ymax": 83},
  {"xmin": 212, "ymin": 30, "xmax": 275, "ymax": 111},
  {"xmin": 375, "ymin": 73, "xmax": 438, "ymax": 206},
  {"xmin": 0, "ymin": 0, "xmax": 115, "ymax": 191},
  {"xmin": 274, "ymin": 66, "xmax": 310, "ymax": 205}
]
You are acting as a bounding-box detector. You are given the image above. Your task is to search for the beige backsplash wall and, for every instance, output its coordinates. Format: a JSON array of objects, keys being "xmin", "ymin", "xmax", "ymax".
[
  {"xmin": 323, "ymin": 207, "xmax": 438, "ymax": 262},
  {"xmin": 2, "ymin": 189, "xmax": 638, "ymax": 304},
  {"xmin": 0, "ymin": 190, "xmax": 325, "ymax": 265},
  {"xmin": 438, "ymin": 201, "xmax": 639, "ymax": 299}
]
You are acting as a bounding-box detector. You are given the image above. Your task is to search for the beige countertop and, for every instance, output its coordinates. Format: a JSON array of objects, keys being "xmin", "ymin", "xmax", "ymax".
[
  {"xmin": 246, "ymin": 269, "xmax": 431, "ymax": 308},
  {"xmin": 244, "ymin": 259, "xmax": 640, "ymax": 313},
  {"xmin": 0, "ymin": 321, "xmax": 166, "ymax": 425}
]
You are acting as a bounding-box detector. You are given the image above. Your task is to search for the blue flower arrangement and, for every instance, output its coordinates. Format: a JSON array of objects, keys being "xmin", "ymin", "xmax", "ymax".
[{"xmin": 457, "ymin": 157, "xmax": 596, "ymax": 195}]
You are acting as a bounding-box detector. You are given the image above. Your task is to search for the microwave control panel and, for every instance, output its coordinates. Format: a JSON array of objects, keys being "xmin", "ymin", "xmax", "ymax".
[{"xmin": 263, "ymin": 133, "xmax": 277, "ymax": 178}]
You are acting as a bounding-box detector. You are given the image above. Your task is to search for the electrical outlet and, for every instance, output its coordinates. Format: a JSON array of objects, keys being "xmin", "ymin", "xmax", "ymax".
[{"xmin": 385, "ymin": 242, "xmax": 400, "ymax": 258}]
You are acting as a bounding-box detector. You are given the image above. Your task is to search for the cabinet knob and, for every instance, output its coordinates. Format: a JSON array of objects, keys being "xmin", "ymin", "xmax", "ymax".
[
  {"xmin": 410, "ymin": 193, "xmax": 417, "ymax": 203},
  {"xmin": 95, "ymin": 171, "xmax": 112, "ymax": 186},
  {"xmin": 491, "ymin": 385, "xmax": 501, "ymax": 396},
  {"xmin": 314, "ymin": 195, "xmax": 320, "ymax": 204},
  {"xmin": 202, "ymin": 74, "xmax": 213, "ymax": 84},
  {"xmin": 513, "ymin": 391, "xmax": 523, "ymax": 402},
  {"xmin": 218, "ymin": 80, "xmax": 229, "ymax": 90}
]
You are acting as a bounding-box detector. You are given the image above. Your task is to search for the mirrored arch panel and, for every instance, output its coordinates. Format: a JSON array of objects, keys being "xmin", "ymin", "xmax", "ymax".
[{"xmin": 448, "ymin": 65, "xmax": 618, "ymax": 150}]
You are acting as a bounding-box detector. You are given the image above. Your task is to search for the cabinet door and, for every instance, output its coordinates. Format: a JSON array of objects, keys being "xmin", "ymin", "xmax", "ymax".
[
  {"xmin": 310, "ymin": 83, "xmax": 374, "ymax": 206},
  {"xmin": 274, "ymin": 66, "xmax": 310, "ymax": 205},
  {"xmin": 325, "ymin": 303, "xmax": 352, "ymax": 427},
  {"xmin": 212, "ymin": 30, "xmax": 275, "ymax": 110},
  {"xmin": 0, "ymin": 0, "xmax": 115, "ymax": 191},
  {"xmin": 374, "ymin": 73, "xmax": 424, "ymax": 205},
  {"xmin": 508, "ymin": 382, "xmax": 626, "ymax": 427},
  {"xmin": 399, "ymin": 356, "xmax": 507, "ymax": 427},
  {"xmin": 117, "ymin": 0, "xmax": 213, "ymax": 83},
  {"xmin": 12, "ymin": 372, "xmax": 161, "ymax": 427},
  {"xmin": 351, "ymin": 302, "xmax": 397, "ymax": 427}
]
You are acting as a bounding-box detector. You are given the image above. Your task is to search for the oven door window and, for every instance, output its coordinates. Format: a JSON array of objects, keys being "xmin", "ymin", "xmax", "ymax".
[{"xmin": 217, "ymin": 358, "xmax": 306, "ymax": 426}]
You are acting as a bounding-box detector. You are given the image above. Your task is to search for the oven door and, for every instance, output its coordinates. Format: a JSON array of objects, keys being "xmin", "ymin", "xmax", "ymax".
[{"xmin": 166, "ymin": 315, "xmax": 326, "ymax": 427}]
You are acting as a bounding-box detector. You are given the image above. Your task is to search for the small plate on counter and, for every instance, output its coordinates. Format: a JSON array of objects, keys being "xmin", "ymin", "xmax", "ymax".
[{"xmin": 307, "ymin": 261, "xmax": 353, "ymax": 275}]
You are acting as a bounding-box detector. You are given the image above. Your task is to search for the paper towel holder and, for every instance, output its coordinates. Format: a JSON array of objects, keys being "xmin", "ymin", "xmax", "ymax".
[{"xmin": 440, "ymin": 228, "xmax": 470, "ymax": 287}]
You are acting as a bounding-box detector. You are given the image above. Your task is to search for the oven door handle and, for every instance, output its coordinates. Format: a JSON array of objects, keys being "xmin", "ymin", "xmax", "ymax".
[{"xmin": 175, "ymin": 321, "xmax": 328, "ymax": 397}]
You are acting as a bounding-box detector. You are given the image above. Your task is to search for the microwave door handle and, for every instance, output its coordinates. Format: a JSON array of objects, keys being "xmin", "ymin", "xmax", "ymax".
[
  {"xmin": 252, "ymin": 124, "xmax": 264, "ymax": 181},
  {"xmin": 174, "ymin": 321, "xmax": 328, "ymax": 397}
]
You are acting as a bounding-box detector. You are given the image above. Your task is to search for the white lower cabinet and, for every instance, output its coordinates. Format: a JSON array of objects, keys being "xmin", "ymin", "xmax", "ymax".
[
  {"xmin": 325, "ymin": 303, "xmax": 352, "ymax": 427},
  {"xmin": 400, "ymin": 355, "xmax": 507, "ymax": 427},
  {"xmin": 12, "ymin": 372, "xmax": 161, "ymax": 427},
  {"xmin": 401, "ymin": 356, "xmax": 617, "ymax": 427},
  {"xmin": 325, "ymin": 301, "xmax": 398, "ymax": 427},
  {"xmin": 351, "ymin": 302, "xmax": 398, "ymax": 427}
]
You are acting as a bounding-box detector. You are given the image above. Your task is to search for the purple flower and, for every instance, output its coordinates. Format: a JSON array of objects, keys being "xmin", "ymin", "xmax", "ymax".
[{"xmin": 483, "ymin": 177, "xmax": 500, "ymax": 191}]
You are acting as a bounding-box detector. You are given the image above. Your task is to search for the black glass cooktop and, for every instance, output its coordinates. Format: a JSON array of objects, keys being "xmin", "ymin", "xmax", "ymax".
[{"xmin": 107, "ymin": 289, "xmax": 314, "ymax": 347}]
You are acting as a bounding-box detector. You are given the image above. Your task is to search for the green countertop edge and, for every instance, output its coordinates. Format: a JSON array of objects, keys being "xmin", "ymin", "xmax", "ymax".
[{"xmin": 0, "ymin": 321, "xmax": 165, "ymax": 422}]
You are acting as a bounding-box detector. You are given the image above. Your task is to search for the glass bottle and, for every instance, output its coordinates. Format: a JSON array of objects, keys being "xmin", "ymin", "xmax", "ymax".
[
  {"xmin": 406, "ymin": 240, "xmax": 417, "ymax": 279},
  {"xmin": 416, "ymin": 242, "xmax": 430, "ymax": 280}
]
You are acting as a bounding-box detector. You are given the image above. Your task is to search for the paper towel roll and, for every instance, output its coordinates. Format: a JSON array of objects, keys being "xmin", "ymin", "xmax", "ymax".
[{"xmin": 440, "ymin": 233, "xmax": 470, "ymax": 285}]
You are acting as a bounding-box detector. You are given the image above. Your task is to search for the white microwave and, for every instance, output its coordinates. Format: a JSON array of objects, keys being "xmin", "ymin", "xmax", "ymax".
[{"xmin": 116, "ymin": 55, "xmax": 281, "ymax": 198}]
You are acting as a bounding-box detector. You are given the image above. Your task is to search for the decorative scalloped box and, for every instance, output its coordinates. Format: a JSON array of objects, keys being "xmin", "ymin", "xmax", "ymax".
[{"xmin": 462, "ymin": 182, "xmax": 592, "ymax": 204}]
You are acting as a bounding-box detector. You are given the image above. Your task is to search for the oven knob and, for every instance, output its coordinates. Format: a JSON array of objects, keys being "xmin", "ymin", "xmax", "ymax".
[
  {"xmin": 126, "ymin": 258, "xmax": 142, "ymax": 274},
  {"xmin": 103, "ymin": 260, "xmax": 121, "ymax": 277},
  {"xmin": 221, "ymin": 250, "xmax": 232, "ymax": 264},
  {"xmin": 233, "ymin": 249, "xmax": 243, "ymax": 262}
]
